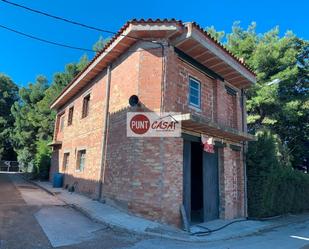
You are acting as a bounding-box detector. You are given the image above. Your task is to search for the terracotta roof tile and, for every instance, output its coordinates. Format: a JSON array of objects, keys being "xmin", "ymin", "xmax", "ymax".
[
  {"xmin": 190, "ymin": 22, "xmax": 255, "ymax": 74},
  {"xmin": 51, "ymin": 19, "xmax": 255, "ymax": 108}
]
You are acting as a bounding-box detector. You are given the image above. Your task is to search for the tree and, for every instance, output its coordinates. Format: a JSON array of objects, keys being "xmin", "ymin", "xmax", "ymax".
[
  {"xmin": 10, "ymin": 55, "xmax": 89, "ymax": 176},
  {"xmin": 206, "ymin": 26, "xmax": 225, "ymax": 42},
  {"xmin": 227, "ymin": 21, "xmax": 258, "ymax": 66},
  {"xmin": 11, "ymin": 76, "xmax": 49, "ymax": 169},
  {"xmin": 0, "ymin": 74, "xmax": 18, "ymax": 160},
  {"xmin": 92, "ymin": 36, "xmax": 109, "ymax": 52},
  {"xmin": 247, "ymin": 130, "xmax": 309, "ymax": 217},
  {"xmin": 247, "ymin": 130, "xmax": 280, "ymax": 217},
  {"xmin": 275, "ymin": 39, "xmax": 309, "ymax": 169},
  {"xmin": 35, "ymin": 55, "xmax": 89, "ymax": 142},
  {"xmin": 208, "ymin": 22, "xmax": 309, "ymax": 217},
  {"xmin": 214, "ymin": 22, "xmax": 309, "ymax": 169}
]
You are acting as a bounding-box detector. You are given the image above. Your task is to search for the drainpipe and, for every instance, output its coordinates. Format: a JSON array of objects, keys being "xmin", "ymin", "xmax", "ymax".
[
  {"xmin": 98, "ymin": 64, "xmax": 112, "ymax": 200},
  {"xmin": 150, "ymin": 40, "xmax": 166, "ymax": 113},
  {"xmin": 241, "ymin": 88, "xmax": 248, "ymax": 218}
]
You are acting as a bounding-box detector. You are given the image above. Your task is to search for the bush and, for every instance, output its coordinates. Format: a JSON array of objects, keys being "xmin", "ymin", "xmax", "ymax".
[
  {"xmin": 33, "ymin": 140, "xmax": 51, "ymax": 180},
  {"xmin": 247, "ymin": 130, "xmax": 309, "ymax": 218}
]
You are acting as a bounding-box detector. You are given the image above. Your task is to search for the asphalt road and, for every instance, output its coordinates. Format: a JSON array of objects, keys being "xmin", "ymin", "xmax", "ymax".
[
  {"xmin": 1, "ymin": 172, "xmax": 309, "ymax": 249},
  {"xmin": 0, "ymin": 173, "xmax": 139, "ymax": 249},
  {"xmin": 125, "ymin": 221, "xmax": 309, "ymax": 249}
]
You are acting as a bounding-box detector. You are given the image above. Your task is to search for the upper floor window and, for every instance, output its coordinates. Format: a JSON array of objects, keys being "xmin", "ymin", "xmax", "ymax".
[
  {"xmin": 189, "ymin": 77, "xmax": 201, "ymax": 108},
  {"xmin": 68, "ymin": 106, "xmax": 74, "ymax": 126},
  {"xmin": 60, "ymin": 115, "xmax": 65, "ymax": 132},
  {"xmin": 82, "ymin": 94, "xmax": 90, "ymax": 118},
  {"xmin": 76, "ymin": 149, "xmax": 86, "ymax": 171}
]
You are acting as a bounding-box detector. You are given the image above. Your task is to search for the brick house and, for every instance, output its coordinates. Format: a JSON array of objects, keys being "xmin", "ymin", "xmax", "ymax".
[{"xmin": 49, "ymin": 19, "xmax": 256, "ymax": 228}]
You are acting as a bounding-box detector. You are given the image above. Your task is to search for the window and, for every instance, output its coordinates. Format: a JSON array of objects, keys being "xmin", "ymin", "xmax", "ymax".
[
  {"xmin": 189, "ymin": 77, "xmax": 201, "ymax": 108},
  {"xmin": 60, "ymin": 115, "xmax": 65, "ymax": 131},
  {"xmin": 82, "ymin": 94, "xmax": 90, "ymax": 118},
  {"xmin": 62, "ymin": 153, "xmax": 70, "ymax": 171},
  {"xmin": 76, "ymin": 150, "xmax": 86, "ymax": 171},
  {"xmin": 68, "ymin": 106, "xmax": 74, "ymax": 126}
]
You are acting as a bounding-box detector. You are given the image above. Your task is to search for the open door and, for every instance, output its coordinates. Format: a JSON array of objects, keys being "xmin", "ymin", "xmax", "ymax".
[
  {"xmin": 203, "ymin": 148, "xmax": 219, "ymax": 221},
  {"xmin": 183, "ymin": 135, "xmax": 220, "ymax": 225}
]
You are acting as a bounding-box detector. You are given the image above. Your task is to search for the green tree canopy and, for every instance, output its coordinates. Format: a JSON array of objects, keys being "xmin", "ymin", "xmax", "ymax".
[
  {"xmin": 92, "ymin": 36, "xmax": 110, "ymax": 52},
  {"xmin": 210, "ymin": 22, "xmax": 309, "ymax": 168},
  {"xmin": 10, "ymin": 55, "xmax": 89, "ymax": 174},
  {"xmin": 11, "ymin": 75, "xmax": 49, "ymax": 167},
  {"xmin": 0, "ymin": 74, "xmax": 18, "ymax": 160}
]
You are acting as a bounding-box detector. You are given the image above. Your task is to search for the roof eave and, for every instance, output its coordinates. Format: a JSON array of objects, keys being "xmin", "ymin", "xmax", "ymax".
[
  {"xmin": 191, "ymin": 27, "xmax": 256, "ymax": 84},
  {"xmin": 50, "ymin": 24, "xmax": 135, "ymax": 110},
  {"xmin": 171, "ymin": 22, "xmax": 256, "ymax": 87},
  {"xmin": 50, "ymin": 19, "xmax": 256, "ymax": 110},
  {"xmin": 50, "ymin": 21, "xmax": 183, "ymax": 110}
]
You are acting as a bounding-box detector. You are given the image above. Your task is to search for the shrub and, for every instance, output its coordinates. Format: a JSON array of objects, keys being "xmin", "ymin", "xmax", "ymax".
[
  {"xmin": 247, "ymin": 130, "xmax": 309, "ymax": 218},
  {"xmin": 34, "ymin": 140, "xmax": 51, "ymax": 180}
]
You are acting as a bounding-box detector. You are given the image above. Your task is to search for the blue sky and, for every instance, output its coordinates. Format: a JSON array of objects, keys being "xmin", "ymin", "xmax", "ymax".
[{"xmin": 0, "ymin": 0, "xmax": 308, "ymax": 87}]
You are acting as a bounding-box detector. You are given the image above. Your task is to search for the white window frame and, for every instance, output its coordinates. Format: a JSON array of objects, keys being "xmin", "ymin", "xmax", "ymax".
[{"xmin": 189, "ymin": 77, "xmax": 201, "ymax": 108}]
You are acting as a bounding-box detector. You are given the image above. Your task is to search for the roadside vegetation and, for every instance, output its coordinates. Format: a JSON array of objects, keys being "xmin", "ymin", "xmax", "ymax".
[
  {"xmin": 247, "ymin": 130, "xmax": 309, "ymax": 217},
  {"xmin": 209, "ymin": 22, "xmax": 308, "ymax": 217}
]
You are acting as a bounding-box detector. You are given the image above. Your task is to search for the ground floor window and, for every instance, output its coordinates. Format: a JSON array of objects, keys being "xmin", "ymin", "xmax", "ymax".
[
  {"xmin": 62, "ymin": 152, "xmax": 70, "ymax": 171},
  {"xmin": 76, "ymin": 150, "xmax": 86, "ymax": 171}
]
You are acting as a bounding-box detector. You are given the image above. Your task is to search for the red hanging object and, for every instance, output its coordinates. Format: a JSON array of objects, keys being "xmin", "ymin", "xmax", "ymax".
[{"xmin": 201, "ymin": 134, "xmax": 215, "ymax": 153}]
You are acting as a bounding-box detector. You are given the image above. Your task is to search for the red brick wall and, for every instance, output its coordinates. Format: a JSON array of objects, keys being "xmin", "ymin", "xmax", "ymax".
[
  {"xmin": 50, "ymin": 42, "xmax": 247, "ymax": 226},
  {"xmin": 101, "ymin": 45, "xmax": 183, "ymax": 226},
  {"xmin": 102, "ymin": 108, "xmax": 183, "ymax": 226},
  {"xmin": 226, "ymin": 93, "xmax": 237, "ymax": 129},
  {"xmin": 164, "ymin": 48, "xmax": 243, "ymax": 131},
  {"xmin": 50, "ymin": 43, "xmax": 184, "ymax": 225},
  {"xmin": 164, "ymin": 48, "xmax": 214, "ymax": 120},
  {"xmin": 221, "ymin": 146, "xmax": 245, "ymax": 219},
  {"xmin": 160, "ymin": 137, "xmax": 183, "ymax": 226},
  {"xmin": 51, "ymin": 75, "xmax": 105, "ymax": 197},
  {"xmin": 50, "ymin": 49, "xmax": 142, "ymax": 198},
  {"xmin": 174, "ymin": 60, "xmax": 214, "ymax": 119},
  {"xmin": 165, "ymin": 47, "xmax": 246, "ymax": 221},
  {"xmin": 49, "ymin": 146, "xmax": 60, "ymax": 182}
]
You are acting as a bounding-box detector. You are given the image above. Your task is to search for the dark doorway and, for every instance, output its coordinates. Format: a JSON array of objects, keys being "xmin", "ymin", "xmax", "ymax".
[
  {"xmin": 183, "ymin": 135, "xmax": 220, "ymax": 225},
  {"xmin": 190, "ymin": 142, "xmax": 203, "ymax": 223}
]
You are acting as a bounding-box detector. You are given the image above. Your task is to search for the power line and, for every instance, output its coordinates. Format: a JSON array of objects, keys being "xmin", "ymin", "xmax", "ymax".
[
  {"xmin": 0, "ymin": 23, "xmax": 164, "ymax": 53},
  {"xmin": 0, "ymin": 0, "xmax": 167, "ymax": 92},
  {"xmin": 0, "ymin": 24, "xmax": 94, "ymax": 52},
  {"xmin": 0, "ymin": 0, "xmax": 108, "ymax": 33},
  {"xmin": 0, "ymin": 0, "xmax": 167, "ymax": 113},
  {"xmin": 0, "ymin": 0, "xmax": 157, "ymax": 44}
]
